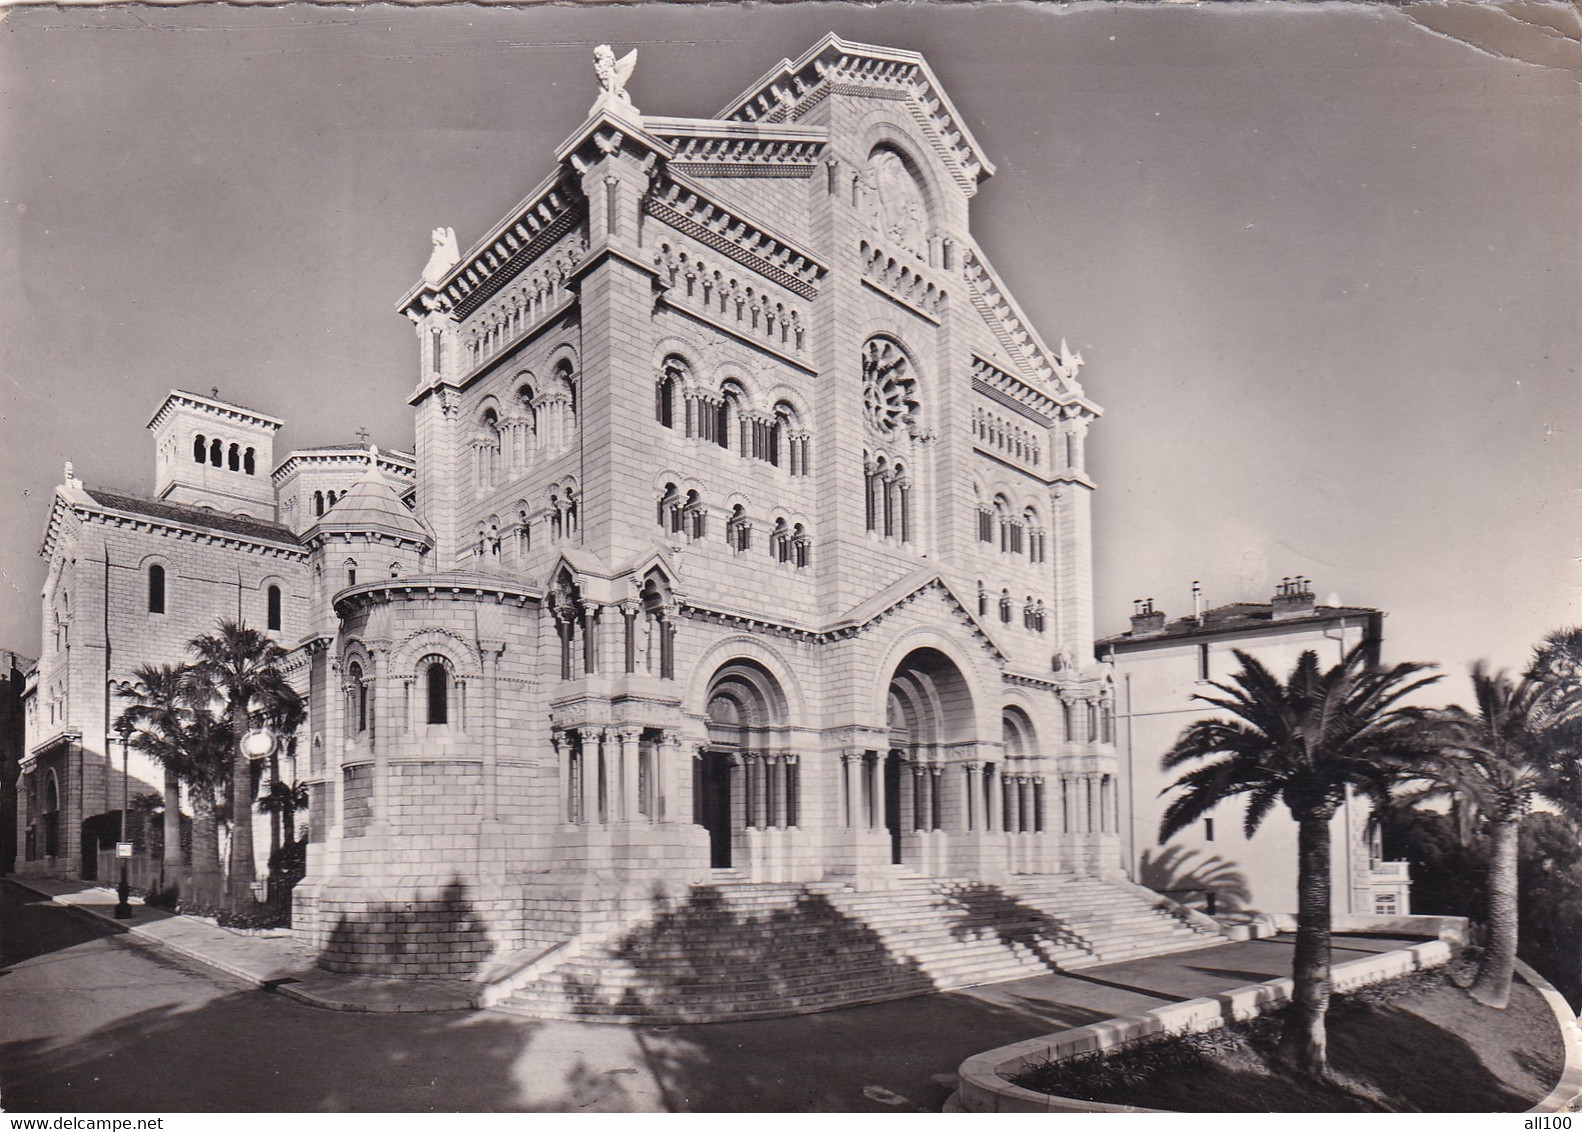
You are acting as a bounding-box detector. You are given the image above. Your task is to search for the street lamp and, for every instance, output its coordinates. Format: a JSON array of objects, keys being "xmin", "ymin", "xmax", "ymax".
[{"xmin": 114, "ymin": 725, "xmax": 132, "ymax": 919}]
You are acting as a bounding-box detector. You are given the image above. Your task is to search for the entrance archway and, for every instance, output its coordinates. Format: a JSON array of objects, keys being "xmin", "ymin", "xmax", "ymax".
[
  {"xmin": 884, "ymin": 647, "xmax": 975, "ymax": 865},
  {"xmin": 699, "ymin": 660, "xmax": 792, "ymax": 869}
]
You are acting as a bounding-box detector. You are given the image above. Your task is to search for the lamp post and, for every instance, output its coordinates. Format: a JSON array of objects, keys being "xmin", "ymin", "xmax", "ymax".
[
  {"xmin": 241, "ymin": 728, "xmax": 276, "ymax": 903},
  {"xmin": 114, "ymin": 726, "xmax": 132, "ymax": 919}
]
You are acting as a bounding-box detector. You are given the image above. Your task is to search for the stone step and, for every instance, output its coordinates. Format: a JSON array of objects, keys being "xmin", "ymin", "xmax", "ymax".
[{"xmin": 498, "ymin": 874, "xmax": 1230, "ymax": 1022}]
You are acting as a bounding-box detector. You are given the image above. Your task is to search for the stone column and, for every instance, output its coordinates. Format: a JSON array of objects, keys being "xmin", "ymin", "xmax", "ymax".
[
  {"xmin": 553, "ymin": 731, "xmax": 571, "ymax": 823},
  {"xmin": 929, "ymin": 765, "xmax": 943, "ymax": 831},
  {"xmin": 841, "ymin": 752, "xmax": 858, "ymax": 828},
  {"xmin": 616, "ymin": 728, "xmax": 640, "ymax": 822},
  {"xmin": 582, "ymin": 603, "xmax": 601, "ymax": 676},
  {"xmin": 478, "ymin": 642, "xmax": 503, "ymax": 821},
  {"xmin": 784, "ymin": 753, "xmax": 799, "ymax": 828},
  {"xmin": 964, "ymin": 763, "xmax": 980, "ymax": 832},
  {"xmin": 870, "ymin": 752, "xmax": 887, "ymax": 832},
  {"xmin": 369, "ymin": 648, "xmax": 391, "ymax": 829},
  {"xmin": 577, "ymin": 728, "xmax": 597, "ymax": 825}
]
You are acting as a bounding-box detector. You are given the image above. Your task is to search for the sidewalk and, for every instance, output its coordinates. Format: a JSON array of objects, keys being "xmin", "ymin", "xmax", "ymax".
[{"xmin": 5, "ymin": 875, "xmax": 477, "ymax": 1013}]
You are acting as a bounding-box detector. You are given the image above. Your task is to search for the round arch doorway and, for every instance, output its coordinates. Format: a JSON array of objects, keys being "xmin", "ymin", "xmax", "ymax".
[
  {"xmin": 884, "ymin": 647, "xmax": 975, "ymax": 866},
  {"xmin": 698, "ymin": 660, "xmax": 793, "ymax": 869}
]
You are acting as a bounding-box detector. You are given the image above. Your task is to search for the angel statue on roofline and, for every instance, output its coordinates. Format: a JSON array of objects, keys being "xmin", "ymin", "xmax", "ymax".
[{"xmin": 592, "ymin": 45, "xmax": 639, "ymax": 115}]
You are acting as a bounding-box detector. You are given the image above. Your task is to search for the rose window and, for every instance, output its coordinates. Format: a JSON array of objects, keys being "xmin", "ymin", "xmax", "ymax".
[{"xmin": 862, "ymin": 338, "xmax": 917, "ymax": 438}]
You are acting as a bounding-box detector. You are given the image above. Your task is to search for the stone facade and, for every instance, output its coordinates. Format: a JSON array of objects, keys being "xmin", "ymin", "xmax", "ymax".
[
  {"xmin": 19, "ymin": 36, "xmax": 1124, "ymax": 979},
  {"xmin": 1099, "ymin": 581, "xmax": 1413, "ymax": 917}
]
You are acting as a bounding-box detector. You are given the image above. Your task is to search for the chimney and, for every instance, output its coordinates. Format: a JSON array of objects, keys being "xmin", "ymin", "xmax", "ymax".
[
  {"xmin": 1271, "ymin": 576, "xmax": 1316, "ymax": 621},
  {"xmin": 1129, "ymin": 598, "xmax": 1167, "ymax": 636},
  {"xmin": 1192, "ymin": 580, "xmax": 1204, "ymax": 624}
]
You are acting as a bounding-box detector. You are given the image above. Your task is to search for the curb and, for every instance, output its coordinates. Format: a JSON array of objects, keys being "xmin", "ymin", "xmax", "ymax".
[
  {"xmin": 953, "ymin": 930, "xmax": 1457, "ymax": 1113},
  {"xmin": 1518, "ymin": 959, "xmax": 1582, "ymax": 1114}
]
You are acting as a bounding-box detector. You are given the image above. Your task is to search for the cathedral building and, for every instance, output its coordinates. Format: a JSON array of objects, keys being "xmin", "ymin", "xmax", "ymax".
[{"xmin": 20, "ymin": 37, "xmax": 1223, "ymax": 1010}]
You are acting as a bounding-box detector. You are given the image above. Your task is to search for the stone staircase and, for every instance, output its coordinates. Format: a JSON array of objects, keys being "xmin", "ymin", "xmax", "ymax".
[{"xmin": 491, "ymin": 873, "xmax": 1224, "ymax": 1024}]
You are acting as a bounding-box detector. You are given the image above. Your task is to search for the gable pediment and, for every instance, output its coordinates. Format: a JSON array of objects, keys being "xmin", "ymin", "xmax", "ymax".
[{"xmin": 718, "ymin": 34, "xmax": 995, "ymax": 197}]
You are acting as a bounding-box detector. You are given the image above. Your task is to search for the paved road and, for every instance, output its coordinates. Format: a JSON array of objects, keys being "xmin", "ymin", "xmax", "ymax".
[{"xmin": 0, "ymin": 881, "xmax": 1414, "ymax": 1113}]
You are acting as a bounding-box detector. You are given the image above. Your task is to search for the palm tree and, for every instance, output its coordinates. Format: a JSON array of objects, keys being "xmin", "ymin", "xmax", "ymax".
[
  {"xmin": 115, "ymin": 664, "xmax": 192, "ymax": 878},
  {"xmin": 1160, "ymin": 642, "xmax": 1438, "ymax": 1078},
  {"xmin": 188, "ymin": 620, "xmax": 301, "ymax": 912},
  {"xmin": 1399, "ymin": 660, "xmax": 1581, "ymax": 1008},
  {"xmin": 114, "ymin": 664, "xmax": 229, "ymax": 893}
]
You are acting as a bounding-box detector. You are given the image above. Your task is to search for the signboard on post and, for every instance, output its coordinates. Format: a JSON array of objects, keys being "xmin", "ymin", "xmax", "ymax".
[{"xmin": 115, "ymin": 841, "xmax": 133, "ymax": 859}]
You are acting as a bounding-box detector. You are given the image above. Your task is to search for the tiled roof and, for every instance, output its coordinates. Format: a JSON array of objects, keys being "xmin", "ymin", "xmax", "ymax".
[
  {"xmin": 1097, "ymin": 602, "xmax": 1380, "ymax": 649},
  {"xmin": 83, "ymin": 489, "xmax": 301, "ymax": 546}
]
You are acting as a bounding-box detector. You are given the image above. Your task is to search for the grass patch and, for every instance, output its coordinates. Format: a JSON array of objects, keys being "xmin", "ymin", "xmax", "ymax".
[{"xmin": 1012, "ymin": 966, "xmax": 1564, "ymax": 1112}]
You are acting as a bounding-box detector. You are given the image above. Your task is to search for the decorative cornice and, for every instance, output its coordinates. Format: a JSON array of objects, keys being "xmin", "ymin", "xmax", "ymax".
[
  {"xmin": 332, "ymin": 573, "xmax": 542, "ymax": 619},
  {"xmin": 971, "ymin": 356, "xmax": 1073, "ymax": 424},
  {"xmin": 396, "ymin": 172, "xmax": 583, "ymax": 322},
  {"xmin": 718, "ymin": 34, "xmax": 994, "ymax": 196},
  {"xmin": 146, "ymin": 389, "xmax": 283, "ymax": 434},
  {"xmin": 57, "ymin": 499, "xmax": 307, "ymax": 562},
  {"xmin": 647, "ymin": 175, "xmax": 826, "ymax": 300},
  {"xmin": 644, "ymin": 116, "xmax": 826, "ymax": 175},
  {"xmin": 960, "ymin": 243, "xmax": 1102, "ymax": 421},
  {"xmin": 271, "ymin": 448, "xmax": 416, "ymax": 483},
  {"xmin": 861, "ymin": 239, "xmax": 946, "ymax": 323},
  {"xmin": 678, "ymin": 574, "xmax": 1004, "ymax": 660}
]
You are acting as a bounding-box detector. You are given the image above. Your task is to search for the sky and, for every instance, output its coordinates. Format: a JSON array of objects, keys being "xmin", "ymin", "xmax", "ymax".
[{"xmin": 1, "ymin": 1, "xmax": 1577, "ymax": 707}]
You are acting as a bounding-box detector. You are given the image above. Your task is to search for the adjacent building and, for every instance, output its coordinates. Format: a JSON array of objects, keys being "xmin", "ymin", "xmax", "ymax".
[{"xmin": 1099, "ymin": 579, "xmax": 1412, "ymax": 917}]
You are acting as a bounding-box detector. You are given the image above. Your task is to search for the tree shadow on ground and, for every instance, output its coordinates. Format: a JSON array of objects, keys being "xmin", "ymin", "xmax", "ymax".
[
  {"xmin": 557, "ymin": 887, "xmax": 936, "ymax": 1019},
  {"xmin": 1139, "ymin": 845, "xmax": 1251, "ymax": 914},
  {"xmin": 2, "ymin": 981, "xmax": 535, "ymax": 1112},
  {"xmin": 935, "ymin": 882, "xmax": 1093, "ymax": 970},
  {"xmin": 630, "ymin": 978, "xmax": 1121, "ymax": 1113}
]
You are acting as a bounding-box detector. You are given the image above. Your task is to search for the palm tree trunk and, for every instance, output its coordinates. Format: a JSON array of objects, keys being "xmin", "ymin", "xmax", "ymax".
[
  {"xmin": 162, "ymin": 768, "xmax": 183, "ymax": 877},
  {"xmin": 1280, "ymin": 812, "xmax": 1333, "ymax": 1078},
  {"xmin": 1470, "ymin": 816, "xmax": 1520, "ymax": 1009},
  {"xmin": 227, "ymin": 721, "xmax": 255, "ymax": 911},
  {"xmin": 188, "ymin": 786, "xmax": 223, "ymax": 907}
]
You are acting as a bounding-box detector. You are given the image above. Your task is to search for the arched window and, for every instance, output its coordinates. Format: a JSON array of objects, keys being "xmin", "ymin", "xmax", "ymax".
[
  {"xmin": 228, "ymin": 443, "xmax": 240, "ymax": 471},
  {"xmin": 563, "ymin": 486, "xmax": 578, "ymax": 537},
  {"xmin": 313, "ymin": 491, "xmax": 324, "ymax": 516},
  {"xmin": 266, "ymin": 585, "xmax": 282, "ymax": 631},
  {"xmin": 999, "ymin": 589, "xmax": 1012, "ymax": 624},
  {"xmin": 865, "ymin": 455, "xmax": 886, "ymax": 533},
  {"xmin": 792, "ymin": 524, "xmax": 811, "ymax": 568},
  {"xmin": 147, "ymin": 564, "xmax": 165, "ymax": 614},
  {"xmin": 244, "ymin": 448, "xmax": 256, "ymax": 475},
  {"xmin": 717, "ymin": 384, "xmax": 740, "ymax": 452},
  {"xmin": 977, "ymin": 581, "xmax": 988, "ymax": 617},
  {"xmin": 193, "ymin": 435, "xmax": 206, "ymax": 464},
  {"xmin": 726, "ymin": 504, "xmax": 751, "ymax": 552},
  {"xmin": 658, "ymin": 483, "xmax": 681, "ymax": 532},
  {"xmin": 345, "ymin": 559, "xmax": 357, "ymax": 588},
  {"xmin": 210, "ymin": 438, "xmax": 223, "ymax": 467},
  {"xmin": 349, "ymin": 661, "xmax": 367, "ymax": 733},
  {"xmin": 770, "ymin": 518, "xmax": 791, "ymax": 563},
  {"xmin": 656, "ymin": 360, "xmax": 681, "ymax": 428},
  {"xmin": 425, "ymin": 659, "xmax": 450, "ymax": 726},
  {"xmin": 683, "ymin": 490, "xmax": 706, "ymax": 539}
]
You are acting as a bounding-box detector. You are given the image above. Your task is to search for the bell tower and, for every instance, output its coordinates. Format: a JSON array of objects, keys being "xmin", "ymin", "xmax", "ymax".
[{"xmin": 146, "ymin": 389, "xmax": 283, "ymax": 519}]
